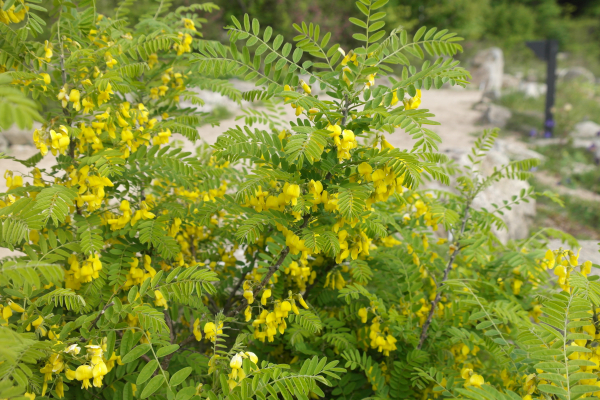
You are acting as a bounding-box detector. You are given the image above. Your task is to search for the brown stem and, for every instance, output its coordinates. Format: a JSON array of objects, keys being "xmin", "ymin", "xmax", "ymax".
[
  {"xmin": 78, "ymin": 300, "xmax": 115, "ymax": 342},
  {"xmin": 340, "ymin": 94, "xmax": 349, "ymax": 126},
  {"xmin": 226, "ymin": 247, "xmax": 290, "ymax": 318},
  {"xmin": 205, "ymin": 293, "xmax": 219, "ymax": 315},
  {"xmin": 417, "ymin": 201, "xmax": 471, "ymax": 350},
  {"xmin": 226, "ymin": 214, "xmax": 311, "ymax": 318},
  {"xmin": 164, "ymin": 309, "xmax": 175, "ymax": 344},
  {"xmin": 223, "ymin": 269, "xmax": 250, "ymax": 313},
  {"xmin": 160, "ymin": 334, "xmax": 196, "ymax": 371},
  {"xmin": 223, "ymin": 252, "xmax": 259, "ymax": 313}
]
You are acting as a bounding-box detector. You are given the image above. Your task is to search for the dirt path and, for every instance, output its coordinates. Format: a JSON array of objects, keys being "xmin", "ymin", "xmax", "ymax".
[{"xmin": 188, "ymin": 86, "xmax": 484, "ymax": 151}]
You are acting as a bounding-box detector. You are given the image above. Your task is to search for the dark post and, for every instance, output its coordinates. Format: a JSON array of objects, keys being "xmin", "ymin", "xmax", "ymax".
[{"xmin": 526, "ymin": 39, "xmax": 559, "ymax": 137}]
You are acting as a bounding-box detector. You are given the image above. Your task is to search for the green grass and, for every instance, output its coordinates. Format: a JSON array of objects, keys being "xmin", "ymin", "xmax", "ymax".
[{"xmin": 531, "ymin": 179, "xmax": 600, "ymax": 239}]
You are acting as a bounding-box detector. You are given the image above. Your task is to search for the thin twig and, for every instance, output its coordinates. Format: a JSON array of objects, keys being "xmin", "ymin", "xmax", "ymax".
[
  {"xmin": 226, "ymin": 247, "xmax": 290, "ymax": 318},
  {"xmin": 78, "ymin": 300, "xmax": 115, "ymax": 342},
  {"xmin": 340, "ymin": 94, "xmax": 350, "ymax": 126},
  {"xmin": 417, "ymin": 200, "xmax": 471, "ymax": 350},
  {"xmin": 223, "ymin": 253, "xmax": 259, "ymax": 313},
  {"xmin": 223, "ymin": 269, "xmax": 250, "ymax": 313},
  {"xmin": 205, "ymin": 293, "xmax": 219, "ymax": 315},
  {"xmin": 164, "ymin": 309, "xmax": 175, "ymax": 344},
  {"xmin": 227, "ymin": 214, "xmax": 311, "ymax": 318},
  {"xmin": 160, "ymin": 334, "xmax": 196, "ymax": 371}
]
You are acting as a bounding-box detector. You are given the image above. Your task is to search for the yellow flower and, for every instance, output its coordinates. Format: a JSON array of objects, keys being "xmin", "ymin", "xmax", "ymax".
[
  {"xmin": 82, "ymin": 97, "xmax": 94, "ymax": 113},
  {"xmin": 243, "ymin": 290, "xmax": 254, "ymax": 304},
  {"xmin": 56, "ymin": 379, "xmax": 64, "ymax": 398},
  {"xmin": 283, "ymin": 183, "xmax": 300, "ymax": 206},
  {"xmin": 65, "ymin": 368, "xmax": 76, "ymax": 380},
  {"xmin": 148, "ymin": 53, "xmax": 158, "ymax": 68},
  {"xmin": 64, "ymin": 344, "xmax": 81, "ymax": 355},
  {"xmin": 7, "ymin": 299, "xmax": 24, "ymax": 312},
  {"xmin": 75, "ymin": 365, "xmax": 94, "ymax": 389},
  {"xmin": 381, "ymin": 138, "xmax": 394, "ymax": 150},
  {"xmin": 469, "ymin": 374, "xmax": 484, "ymax": 388},
  {"xmin": 193, "ymin": 319, "xmax": 203, "ymax": 341},
  {"xmin": 297, "ymin": 294, "xmax": 309, "ymax": 309},
  {"xmin": 183, "ymin": 18, "xmax": 196, "ymax": 31},
  {"xmin": 43, "ymin": 40, "xmax": 53, "ymax": 62},
  {"xmin": 92, "ymin": 361, "xmax": 108, "ymax": 387},
  {"xmin": 106, "ymin": 57, "xmax": 118, "ymax": 69},
  {"xmin": 154, "ymin": 290, "xmax": 168, "ymax": 309},
  {"xmin": 69, "ymin": 89, "xmax": 81, "ymax": 111},
  {"xmin": 57, "ymin": 86, "xmax": 69, "ymax": 108},
  {"xmin": 358, "ymin": 307, "xmax": 368, "ymax": 323},
  {"xmin": 261, "ymin": 288, "xmax": 271, "ymax": 306},
  {"xmin": 229, "ymin": 353, "xmax": 245, "ymax": 381},
  {"xmin": 204, "ymin": 321, "xmax": 223, "ymax": 342},
  {"xmin": 403, "ymin": 89, "xmax": 422, "ymax": 110},
  {"xmin": 49, "ymin": 126, "xmax": 70, "ymax": 155},
  {"xmin": 512, "ymin": 280, "xmax": 523, "ymax": 295},
  {"xmin": 358, "ymin": 162, "xmax": 373, "ymax": 181},
  {"xmin": 300, "ymin": 79, "xmax": 311, "ymax": 94}
]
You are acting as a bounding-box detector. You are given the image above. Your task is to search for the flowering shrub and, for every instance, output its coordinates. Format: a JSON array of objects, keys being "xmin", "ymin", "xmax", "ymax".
[{"xmin": 0, "ymin": 1, "xmax": 598, "ymax": 400}]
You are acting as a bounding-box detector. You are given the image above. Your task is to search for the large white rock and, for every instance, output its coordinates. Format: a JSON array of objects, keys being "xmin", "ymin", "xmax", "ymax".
[
  {"xmin": 571, "ymin": 121, "xmax": 600, "ymax": 138},
  {"xmin": 494, "ymin": 138, "xmax": 545, "ymax": 162},
  {"xmin": 1, "ymin": 122, "xmax": 40, "ymax": 146},
  {"xmin": 482, "ymin": 104, "xmax": 512, "ymax": 128},
  {"xmin": 470, "ymin": 47, "xmax": 504, "ymax": 99},
  {"xmin": 559, "ymin": 67, "xmax": 595, "ymax": 84},
  {"xmin": 427, "ymin": 147, "xmax": 535, "ymax": 243}
]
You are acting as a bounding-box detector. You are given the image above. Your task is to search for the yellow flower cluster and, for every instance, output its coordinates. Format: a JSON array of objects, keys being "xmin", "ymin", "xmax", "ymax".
[
  {"xmin": 124, "ymin": 255, "xmax": 157, "ymax": 289},
  {"xmin": 358, "ymin": 162, "xmax": 405, "ymax": 204},
  {"xmin": 542, "ymin": 248, "xmax": 585, "ymax": 291},
  {"xmin": 69, "ymin": 165, "xmax": 114, "ymax": 211},
  {"xmin": 228, "ymin": 351, "xmax": 258, "ymax": 389},
  {"xmin": 283, "ymin": 260, "xmax": 315, "ymax": 291},
  {"xmin": 33, "ymin": 126, "xmax": 71, "ymax": 156},
  {"xmin": 328, "ymin": 124, "xmax": 357, "ymax": 160},
  {"xmin": 65, "ymin": 253, "xmax": 103, "ymax": 289},
  {"xmin": 403, "ymin": 89, "xmax": 422, "ymax": 110},
  {"xmin": 357, "ymin": 315, "xmax": 397, "ymax": 356},
  {"xmin": 251, "ymin": 295, "xmax": 308, "ymax": 342},
  {"xmin": 461, "ymin": 367, "xmax": 484, "ymax": 389},
  {"xmin": 0, "ymin": 0, "xmax": 27, "ymax": 25},
  {"xmin": 174, "ymin": 32, "xmax": 193, "ymax": 55}
]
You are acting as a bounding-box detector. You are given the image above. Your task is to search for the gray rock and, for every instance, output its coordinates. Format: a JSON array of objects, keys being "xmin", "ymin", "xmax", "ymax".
[
  {"xmin": 559, "ymin": 67, "xmax": 595, "ymax": 84},
  {"xmin": 571, "ymin": 121, "xmax": 600, "ymax": 138},
  {"xmin": 521, "ymin": 82, "xmax": 546, "ymax": 99},
  {"xmin": 482, "ymin": 104, "xmax": 512, "ymax": 128},
  {"xmin": 1, "ymin": 122, "xmax": 39, "ymax": 146},
  {"xmin": 494, "ymin": 138, "xmax": 545, "ymax": 162},
  {"xmin": 427, "ymin": 147, "xmax": 535, "ymax": 244},
  {"xmin": 502, "ymin": 73, "xmax": 521, "ymax": 89},
  {"xmin": 470, "ymin": 47, "xmax": 504, "ymax": 99}
]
